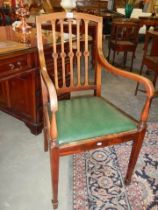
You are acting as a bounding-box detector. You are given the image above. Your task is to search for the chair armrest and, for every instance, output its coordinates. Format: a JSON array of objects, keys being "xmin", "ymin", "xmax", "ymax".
[
  {"xmin": 97, "ymin": 50, "xmax": 154, "ymax": 97},
  {"xmin": 97, "ymin": 50, "xmax": 154, "ymax": 123},
  {"xmin": 41, "ymin": 67, "xmax": 58, "ymax": 112}
]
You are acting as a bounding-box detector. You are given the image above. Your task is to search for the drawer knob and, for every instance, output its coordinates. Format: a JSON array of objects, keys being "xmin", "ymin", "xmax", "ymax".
[
  {"xmin": 17, "ymin": 61, "xmax": 22, "ymax": 67},
  {"xmin": 96, "ymin": 142, "xmax": 102, "ymax": 146},
  {"xmin": 9, "ymin": 63, "xmax": 15, "ymax": 70}
]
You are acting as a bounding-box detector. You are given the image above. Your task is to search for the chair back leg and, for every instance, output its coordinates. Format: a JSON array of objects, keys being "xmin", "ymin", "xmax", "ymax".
[
  {"xmin": 130, "ymin": 52, "xmax": 135, "ymax": 72},
  {"xmin": 123, "ymin": 51, "xmax": 127, "ymax": 68},
  {"xmin": 112, "ymin": 50, "xmax": 116, "ymax": 64},
  {"xmin": 43, "ymin": 113, "xmax": 49, "ymax": 152},
  {"xmin": 153, "ymin": 73, "xmax": 158, "ymax": 87},
  {"xmin": 108, "ymin": 47, "xmax": 111, "ymax": 61},
  {"xmin": 135, "ymin": 63, "xmax": 144, "ymax": 95}
]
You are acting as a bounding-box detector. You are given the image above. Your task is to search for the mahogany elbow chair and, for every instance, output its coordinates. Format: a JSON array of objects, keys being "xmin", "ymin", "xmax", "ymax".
[{"xmin": 36, "ymin": 12, "xmax": 154, "ymax": 209}]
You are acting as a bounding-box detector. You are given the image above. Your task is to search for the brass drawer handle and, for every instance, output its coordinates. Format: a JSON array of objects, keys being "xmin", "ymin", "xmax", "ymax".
[
  {"xmin": 8, "ymin": 62, "xmax": 22, "ymax": 70},
  {"xmin": 9, "ymin": 63, "xmax": 15, "ymax": 70},
  {"xmin": 17, "ymin": 61, "xmax": 22, "ymax": 69}
]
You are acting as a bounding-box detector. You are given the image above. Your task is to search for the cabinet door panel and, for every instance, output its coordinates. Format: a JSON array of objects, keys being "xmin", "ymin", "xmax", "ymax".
[
  {"xmin": 0, "ymin": 81, "xmax": 10, "ymax": 107},
  {"xmin": 9, "ymin": 71, "xmax": 36, "ymax": 120}
]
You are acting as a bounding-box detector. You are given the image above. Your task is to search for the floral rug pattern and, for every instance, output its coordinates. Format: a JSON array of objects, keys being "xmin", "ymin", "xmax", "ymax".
[{"xmin": 73, "ymin": 123, "xmax": 158, "ymax": 210}]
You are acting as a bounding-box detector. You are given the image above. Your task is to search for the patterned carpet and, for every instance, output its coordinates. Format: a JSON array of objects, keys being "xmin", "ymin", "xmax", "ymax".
[{"xmin": 73, "ymin": 123, "xmax": 158, "ymax": 210}]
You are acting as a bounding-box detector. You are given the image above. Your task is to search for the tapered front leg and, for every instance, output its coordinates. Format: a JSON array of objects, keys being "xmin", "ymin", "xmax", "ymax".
[
  {"xmin": 125, "ymin": 128, "xmax": 146, "ymax": 184},
  {"xmin": 50, "ymin": 143, "xmax": 59, "ymax": 209}
]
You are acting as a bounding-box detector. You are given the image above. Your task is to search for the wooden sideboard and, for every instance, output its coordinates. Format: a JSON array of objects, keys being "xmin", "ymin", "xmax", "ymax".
[{"xmin": 0, "ymin": 26, "xmax": 70, "ymax": 135}]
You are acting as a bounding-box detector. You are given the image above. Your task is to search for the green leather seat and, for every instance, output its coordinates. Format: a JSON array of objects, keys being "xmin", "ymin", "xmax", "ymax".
[{"xmin": 56, "ymin": 96, "xmax": 137, "ymax": 144}]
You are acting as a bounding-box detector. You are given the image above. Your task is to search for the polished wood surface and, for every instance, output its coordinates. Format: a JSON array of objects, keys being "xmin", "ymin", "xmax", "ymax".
[
  {"xmin": 0, "ymin": 26, "xmax": 70, "ymax": 134},
  {"xmin": 76, "ymin": 0, "xmax": 108, "ymax": 13},
  {"xmin": 139, "ymin": 15, "xmax": 158, "ymax": 28},
  {"xmin": 36, "ymin": 12, "xmax": 154, "ymax": 209}
]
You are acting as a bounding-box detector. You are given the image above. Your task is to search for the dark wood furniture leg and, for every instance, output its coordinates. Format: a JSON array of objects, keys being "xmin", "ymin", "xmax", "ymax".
[
  {"xmin": 25, "ymin": 122, "xmax": 43, "ymax": 135},
  {"xmin": 123, "ymin": 51, "xmax": 127, "ymax": 67},
  {"xmin": 135, "ymin": 63, "xmax": 144, "ymax": 95},
  {"xmin": 50, "ymin": 145, "xmax": 59, "ymax": 209},
  {"xmin": 130, "ymin": 52, "xmax": 135, "ymax": 72},
  {"xmin": 112, "ymin": 50, "xmax": 116, "ymax": 64},
  {"xmin": 125, "ymin": 128, "xmax": 146, "ymax": 184}
]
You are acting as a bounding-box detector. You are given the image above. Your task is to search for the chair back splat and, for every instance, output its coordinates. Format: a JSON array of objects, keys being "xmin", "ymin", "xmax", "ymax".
[
  {"xmin": 37, "ymin": 12, "xmax": 102, "ymax": 96},
  {"xmin": 36, "ymin": 12, "xmax": 154, "ymax": 209}
]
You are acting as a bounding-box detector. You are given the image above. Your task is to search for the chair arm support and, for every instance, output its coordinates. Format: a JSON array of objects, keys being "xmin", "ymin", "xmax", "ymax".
[
  {"xmin": 41, "ymin": 68, "xmax": 58, "ymax": 141},
  {"xmin": 38, "ymin": 51, "xmax": 58, "ymax": 140},
  {"xmin": 41, "ymin": 67, "xmax": 58, "ymax": 112},
  {"xmin": 97, "ymin": 50, "xmax": 154, "ymax": 98},
  {"xmin": 97, "ymin": 50, "xmax": 155, "ymax": 123}
]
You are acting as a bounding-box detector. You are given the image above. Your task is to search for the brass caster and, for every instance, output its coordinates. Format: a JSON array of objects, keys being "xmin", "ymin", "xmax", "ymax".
[{"xmin": 52, "ymin": 200, "xmax": 58, "ymax": 209}]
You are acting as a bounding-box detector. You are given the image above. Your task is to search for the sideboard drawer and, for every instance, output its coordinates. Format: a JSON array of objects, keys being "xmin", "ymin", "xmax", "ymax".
[{"xmin": 0, "ymin": 54, "xmax": 33, "ymax": 76}]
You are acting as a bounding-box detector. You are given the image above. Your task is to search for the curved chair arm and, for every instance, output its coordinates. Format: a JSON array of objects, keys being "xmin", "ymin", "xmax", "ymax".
[
  {"xmin": 97, "ymin": 50, "xmax": 154, "ymax": 123},
  {"xmin": 38, "ymin": 50, "xmax": 58, "ymax": 141},
  {"xmin": 41, "ymin": 67, "xmax": 58, "ymax": 113}
]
